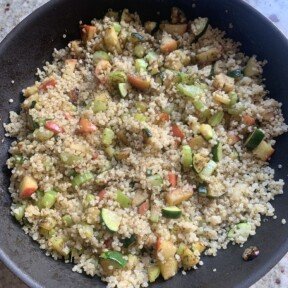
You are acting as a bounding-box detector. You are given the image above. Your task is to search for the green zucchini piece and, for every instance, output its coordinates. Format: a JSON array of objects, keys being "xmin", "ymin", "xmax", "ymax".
[
  {"xmin": 208, "ymin": 111, "xmax": 224, "ymax": 127},
  {"xmin": 121, "ymin": 234, "xmax": 137, "ymax": 248},
  {"xmin": 100, "ymin": 250, "xmax": 127, "ymax": 268},
  {"xmin": 199, "ymin": 124, "xmax": 214, "ymax": 140},
  {"xmin": 193, "ymin": 153, "xmax": 208, "ymax": 173},
  {"xmin": 116, "ymin": 190, "xmax": 132, "ymax": 208},
  {"xmin": 197, "ymin": 184, "xmax": 208, "ymax": 197},
  {"xmin": 228, "ymin": 222, "xmax": 251, "ymax": 240},
  {"xmin": 228, "ymin": 92, "xmax": 238, "ymax": 107},
  {"xmin": 135, "ymin": 59, "xmax": 148, "ymax": 73},
  {"xmin": 199, "ymin": 160, "xmax": 217, "ymax": 179},
  {"xmin": 148, "ymin": 265, "xmax": 161, "ymax": 282},
  {"xmin": 192, "ymin": 17, "xmax": 209, "ymax": 41},
  {"xmin": 252, "ymin": 140, "xmax": 274, "ymax": 161},
  {"xmin": 102, "ymin": 128, "xmax": 115, "ymax": 146},
  {"xmin": 212, "ymin": 142, "xmax": 223, "ymax": 162},
  {"xmin": 227, "ymin": 69, "xmax": 243, "ymax": 80},
  {"xmin": 93, "ymin": 51, "xmax": 111, "ymax": 64},
  {"xmin": 118, "ymin": 83, "xmax": 128, "ymax": 97},
  {"xmin": 134, "ymin": 44, "xmax": 146, "ymax": 58},
  {"xmin": 112, "ymin": 22, "xmax": 121, "ymax": 34},
  {"xmin": 177, "ymin": 84, "xmax": 204, "ymax": 99},
  {"xmin": 244, "ymin": 128, "xmax": 265, "ymax": 150},
  {"xmin": 162, "ymin": 206, "xmax": 182, "ymax": 219},
  {"xmin": 72, "ymin": 172, "xmax": 94, "ymax": 187},
  {"xmin": 101, "ymin": 208, "xmax": 121, "ymax": 232},
  {"xmin": 12, "ymin": 204, "xmax": 26, "ymax": 221},
  {"xmin": 147, "ymin": 174, "xmax": 163, "ymax": 187},
  {"xmin": 181, "ymin": 145, "xmax": 193, "ymax": 172}
]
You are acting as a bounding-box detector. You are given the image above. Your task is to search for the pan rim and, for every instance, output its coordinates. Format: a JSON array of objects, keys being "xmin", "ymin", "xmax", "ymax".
[{"xmin": 0, "ymin": 1, "xmax": 288, "ymax": 288}]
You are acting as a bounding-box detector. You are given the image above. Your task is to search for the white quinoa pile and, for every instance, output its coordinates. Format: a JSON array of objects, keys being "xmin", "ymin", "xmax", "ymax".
[{"xmin": 4, "ymin": 7, "xmax": 288, "ymax": 288}]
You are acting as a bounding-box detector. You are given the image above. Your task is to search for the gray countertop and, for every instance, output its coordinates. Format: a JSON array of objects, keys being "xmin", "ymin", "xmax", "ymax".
[{"xmin": 0, "ymin": 0, "xmax": 288, "ymax": 287}]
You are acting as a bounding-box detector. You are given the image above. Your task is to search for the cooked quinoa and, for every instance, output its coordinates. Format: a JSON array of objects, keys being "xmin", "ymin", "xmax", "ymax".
[{"xmin": 4, "ymin": 7, "xmax": 288, "ymax": 288}]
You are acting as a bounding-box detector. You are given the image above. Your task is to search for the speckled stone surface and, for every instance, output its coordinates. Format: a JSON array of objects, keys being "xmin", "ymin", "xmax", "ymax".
[{"xmin": 0, "ymin": 0, "xmax": 287, "ymax": 287}]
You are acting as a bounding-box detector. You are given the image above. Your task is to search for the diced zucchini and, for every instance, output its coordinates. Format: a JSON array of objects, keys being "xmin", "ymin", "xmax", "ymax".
[
  {"xmin": 38, "ymin": 190, "xmax": 57, "ymax": 209},
  {"xmin": 162, "ymin": 206, "xmax": 182, "ymax": 219},
  {"xmin": 244, "ymin": 57, "xmax": 259, "ymax": 77},
  {"xmin": 129, "ymin": 32, "xmax": 145, "ymax": 43},
  {"xmin": 78, "ymin": 224, "xmax": 94, "ymax": 239},
  {"xmin": 145, "ymin": 51, "xmax": 158, "ymax": 64},
  {"xmin": 197, "ymin": 184, "xmax": 208, "ymax": 197},
  {"xmin": 160, "ymin": 23, "xmax": 187, "ymax": 36},
  {"xmin": 72, "ymin": 172, "xmax": 94, "ymax": 187},
  {"xmin": 12, "ymin": 204, "xmax": 26, "ymax": 221},
  {"xmin": 102, "ymin": 128, "xmax": 115, "ymax": 146},
  {"xmin": 112, "ymin": 22, "xmax": 121, "ymax": 34},
  {"xmin": 104, "ymin": 27, "xmax": 121, "ymax": 53},
  {"xmin": 101, "ymin": 208, "xmax": 121, "ymax": 232},
  {"xmin": 116, "ymin": 190, "xmax": 132, "ymax": 208},
  {"xmin": 135, "ymin": 101, "xmax": 148, "ymax": 112},
  {"xmin": 117, "ymin": 83, "xmax": 127, "ymax": 97},
  {"xmin": 159, "ymin": 258, "xmax": 178, "ymax": 280},
  {"xmin": 60, "ymin": 152, "xmax": 82, "ymax": 166},
  {"xmin": 193, "ymin": 99, "xmax": 207, "ymax": 113},
  {"xmin": 208, "ymin": 111, "xmax": 224, "ymax": 126},
  {"xmin": 227, "ymin": 104, "xmax": 245, "ymax": 115},
  {"xmin": 100, "ymin": 251, "xmax": 127, "ymax": 268},
  {"xmin": 188, "ymin": 136, "xmax": 207, "ymax": 150},
  {"xmin": 92, "ymin": 93, "xmax": 109, "ymax": 113},
  {"xmin": 192, "ymin": 242, "xmax": 206, "ymax": 254},
  {"xmin": 109, "ymin": 71, "xmax": 127, "ymax": 84},
  {"xmin": 157, "ymin": 240, "xmax": 177, "ymax": 259},
  {"xmin": 135, "ymin": 59, "xmax": 148, "ymax": 73},
  {"xmin": 212, "ymin": 142, "xmax": 223, "ymax": 162},
  {"xmin": 134, "ymin": 113, "xmax": 147, "ymax": 122},
  {"xmin": 199, "ymin": 124, "xmax": 214, "ymax": 140},
  {"xmin": 196, "ymin": 47, "xmax": 221, "ymax": 64},
  {"xmin": 148, "ymin": 264, "xmax": 161, "ymax": 282},
  {"xmin": 62, "ymin": 214, "xmax": 73, "ymax": 227},
  {"xmin": 121, "ymin": 234, "xmax": 137, "ymax": 248},
  {"xmin": 93, "ymin": 51, "xmax": 111, "ymax": 64},
  {"xmin": 244, "ymin": 128, "xmax": 265, "ymax": 150},
  {"xmin": 227, "ymin": 69, "xmax": 243, "ymax": 80},
  {"xmin": 181, "ymin": 145, "xmax": 193, "ymax": 172},
  {"xmin": 199, "ymin": 160, "xmax": 217, "ymax": 179},
  {"xmin": 177, "ymin": 84, "xmax": 204, "ymax": 99},
  {"xmin": 193, "ymin": 153, "xmax": 209, "ymax": 173},
  {"xmin": 228, "ymin": 222, "xmax": 251, "ymax": 240},
  {"xmin": 192, "ymin": 17, "xmax": 209, "ymax": 40},
  {"xmin": 134, "ymin": 44, "xmax": 146, "ymax": 58},
  {"xmin": 49, "ymin": 236, "xmax": 69, "ymax": 256},
  {"xmin": 165, "ymin": 187, "xmax": 193, "ymax": 206},
  {"xmin": 33, "ymin": 128, "xmax": 54, "ymax": 142},
  {"xmin": 252, "ymin": 140, "xmax": 274, "ymax": 161},
  {"xmin": 147, "ymin": 174, "xmax": 163, "ymax": 187},
  {"xmin": 181, "ymin": 247, "xmax": 199, "ymax": 269},
  {"xmin": 228, "ymin": 91, "xmax": 238, "ymax": 106}
]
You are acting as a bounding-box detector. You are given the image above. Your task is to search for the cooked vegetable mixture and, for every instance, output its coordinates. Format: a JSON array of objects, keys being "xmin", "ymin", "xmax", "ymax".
[{"xmin": 5, "ymin": 7, "xmax": 287, "ymax": 288}]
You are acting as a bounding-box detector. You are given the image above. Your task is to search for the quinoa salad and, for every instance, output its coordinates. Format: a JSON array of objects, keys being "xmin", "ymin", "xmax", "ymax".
[{"xmin": 4, "ymin": 7, "xmax": 288, "ymax": 288}]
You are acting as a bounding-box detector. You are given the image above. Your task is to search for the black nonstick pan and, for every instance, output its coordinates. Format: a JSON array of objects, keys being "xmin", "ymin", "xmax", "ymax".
[{"xmin": 0, "ymin": 0, "xmax": 288, "ymax": 287}]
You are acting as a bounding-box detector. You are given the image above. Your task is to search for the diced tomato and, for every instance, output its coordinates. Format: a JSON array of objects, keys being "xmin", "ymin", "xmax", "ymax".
[
  {"xmin": 168, "ymin": 172, "xmax": 177, "ymax": 187},
  {"xmin": 171, "ymin": 124, "xmax": 185, "ymax": 140},
  {"xmin": 39, "ymin": 78, "xmax": 57, "ymax": 91},
  {"xmin": 81, "ymin": 25, "xmax": 97, "ymax": 43},
  {"xmin": 78, "ymin": 118, "xmax": 97, "ymax": 134},
  {"xmin": 242, "ymin": 114, "xmax": 256, "ymax": 126},
  {"xmin": 138, "ymin": 200, "xmax": 149, "ymax": 215},
  {"xmin": 45, "ymin": 121, "xmax": 64, "ymax": 134},
  {"xmin": 19, "ymin": 175, "xmax": 38, "ymax": 198},
  {"xmin": 98, "ymin": 189, "xmax": 107, "ymax": 200}
]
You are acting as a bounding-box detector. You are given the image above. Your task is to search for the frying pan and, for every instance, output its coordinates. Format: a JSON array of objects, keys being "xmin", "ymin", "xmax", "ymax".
[{"xmin": 0, "ymin": 0, "xmax": 288, "ymax": 287}]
